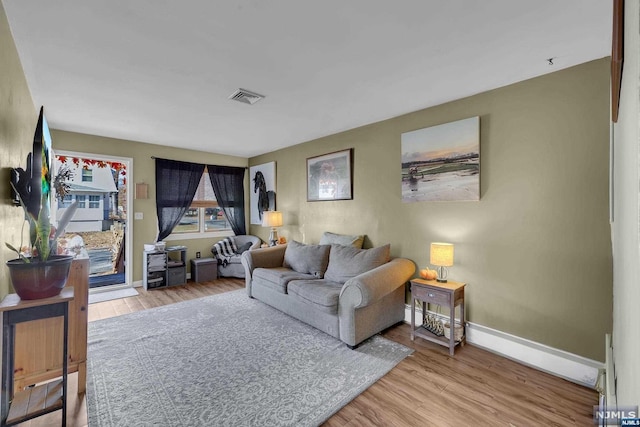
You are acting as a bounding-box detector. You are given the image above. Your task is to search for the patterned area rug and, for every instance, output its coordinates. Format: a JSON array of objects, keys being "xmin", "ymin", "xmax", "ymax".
[{"xmin": 87, "ymin": 289, "xmax": 413, "ymax": 426}]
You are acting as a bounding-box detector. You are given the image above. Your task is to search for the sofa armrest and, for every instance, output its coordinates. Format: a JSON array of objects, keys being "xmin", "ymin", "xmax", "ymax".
[
  {"xmin": 339, "ymin": 258, "xmax": 415, "ymax": 309},
  {"xmin": 241, "ymin": 244, "xmax": 287, "ymax": 293},
  {"xmin": 234, "ymin": 234, "xmax": 262, "ymax": 250}
]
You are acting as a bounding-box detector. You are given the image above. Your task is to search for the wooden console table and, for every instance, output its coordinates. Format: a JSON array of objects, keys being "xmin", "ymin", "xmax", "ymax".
[
  {"xmin": 0, "ymin": 288, "xmax": 74, "ymax": 426},
  {"xmin": 12, "ymin": 258, "xmax": 89, "ymax": 394}
]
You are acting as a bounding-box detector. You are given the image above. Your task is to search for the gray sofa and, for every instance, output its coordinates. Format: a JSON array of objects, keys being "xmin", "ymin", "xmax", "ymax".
[
  {"xmin": 241, "ymin": 240, "xmax": 415, "ymax": 347},
  {"xmin": 211, "ymin": 235, "xmax": 262, "ymax": 278}
]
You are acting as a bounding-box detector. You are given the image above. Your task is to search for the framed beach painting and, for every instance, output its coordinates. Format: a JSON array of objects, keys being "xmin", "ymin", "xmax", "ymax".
[
  {"xmin": 249, "ymin": 162, "xmax": 276, "ymax": 225},
  {"xmin": 401, "ymin": 117, "xmax": 480, "ymax": 203},
  {"xmin": 307, "ymin": 149, "xmax": 353, "ymax": 201}
]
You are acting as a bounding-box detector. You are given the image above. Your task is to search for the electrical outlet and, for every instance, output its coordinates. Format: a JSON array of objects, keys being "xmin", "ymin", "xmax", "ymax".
[{"xmin": 196, "ymin": 251, "xmax": 201, "ymax": 258}]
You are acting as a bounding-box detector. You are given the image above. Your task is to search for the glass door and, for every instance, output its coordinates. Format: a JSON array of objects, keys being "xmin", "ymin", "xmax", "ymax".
[{"xmin": 53, "ymin": 151, "xmax": 132, "ymax": 290}]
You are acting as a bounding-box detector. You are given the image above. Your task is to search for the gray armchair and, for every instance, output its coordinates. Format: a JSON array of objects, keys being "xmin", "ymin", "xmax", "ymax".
[{"xmin": 212, "ymin": 235, "xmax": 262, "ymax": 278}]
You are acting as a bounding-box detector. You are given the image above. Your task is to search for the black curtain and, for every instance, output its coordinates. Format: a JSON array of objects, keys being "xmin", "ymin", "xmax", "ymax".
[
  {"xmin": 207, "ymin": 165, "xmax": 246, "ymax": 236},
  {"xmin": 155, "ymin": 158, "xmax": 205, "ymax": 241}
]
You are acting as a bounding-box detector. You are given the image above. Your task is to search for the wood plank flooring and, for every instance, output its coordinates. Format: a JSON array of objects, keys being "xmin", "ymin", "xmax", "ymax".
[{"xmin": 17, "ymin": 278, "xmax": 597, "ymax": 426}]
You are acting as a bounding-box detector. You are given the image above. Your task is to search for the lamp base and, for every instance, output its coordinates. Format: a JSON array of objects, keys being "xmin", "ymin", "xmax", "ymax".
[
  {"xmin": 436, "ymin": 266, "xmax": 449, "ymax": 283},
  {"xmin": 268, "ymin": 227, "xmax": 279, "ymax": 246}
]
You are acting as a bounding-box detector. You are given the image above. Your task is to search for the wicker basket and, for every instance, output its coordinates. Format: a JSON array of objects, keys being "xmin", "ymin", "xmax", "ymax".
[{"xmin": 443, "ymin": 322, "xmax": 464, "ymax": 342}]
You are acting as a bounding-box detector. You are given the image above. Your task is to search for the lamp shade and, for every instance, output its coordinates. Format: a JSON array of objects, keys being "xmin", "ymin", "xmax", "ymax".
[
  {"xmin": 261, "ymin": 211, "xmax": 283, "ymax": 228},
  {"xmin": 430, "ymin": 242, "xmax": 454, "ymax": 267}
]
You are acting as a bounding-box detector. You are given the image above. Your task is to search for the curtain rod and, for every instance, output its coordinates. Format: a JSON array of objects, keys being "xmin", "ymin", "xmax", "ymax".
[{"xmin": 151, "ymin": 156, "xmax": 248, "ymax": 169}]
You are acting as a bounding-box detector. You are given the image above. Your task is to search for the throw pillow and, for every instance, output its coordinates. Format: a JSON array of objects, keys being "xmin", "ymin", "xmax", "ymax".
[
  {"xmin": 324, "ymin": 244, "xmax": 391, "ymax": 284},
  {"xmin": 283, "ymin": 240, "xmax": 331, "ymax": 278},
  {"xmin": 319, "ymin": 231, "xmax": 365, "ymax": 249},
  {"xmin": 235, "ymin": 241, "xmax": 253, "ymax": 254}
]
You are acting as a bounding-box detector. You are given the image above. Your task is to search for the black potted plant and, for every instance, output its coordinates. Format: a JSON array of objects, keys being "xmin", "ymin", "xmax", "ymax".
[{"xmin": 5, "ymin": 107, "xmax": 78, "ymax": 300}]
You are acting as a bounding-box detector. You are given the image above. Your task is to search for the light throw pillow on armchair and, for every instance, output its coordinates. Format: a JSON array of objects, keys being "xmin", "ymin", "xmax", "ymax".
[
  {"xmin": 324, "ymin": 244, "xmax": 391, "ymax": 284},
  {"xmin": 319, "ymin": 232, "xmax": 365, "ymax": 249},
  {"xmin": 283, "ymin": 240, "xmax": 331, "ymax": 278}
]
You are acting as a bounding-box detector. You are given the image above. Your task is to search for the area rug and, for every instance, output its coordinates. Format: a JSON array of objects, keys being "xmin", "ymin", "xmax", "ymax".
[{"xmin": 86, "ymin": 289, "xmax": 413, "ymax": 426}]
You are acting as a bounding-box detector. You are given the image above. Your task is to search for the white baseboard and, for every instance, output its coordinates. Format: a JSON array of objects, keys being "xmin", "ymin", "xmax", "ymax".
[{"xmin": 404, "ymin": 305, "xmax": 603, "ymax": 389}]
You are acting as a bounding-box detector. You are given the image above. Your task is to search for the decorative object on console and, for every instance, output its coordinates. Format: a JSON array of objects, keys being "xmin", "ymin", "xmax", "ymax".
[
  {"xmin": 419, "ymin": 267, "xmax": 437, "ymax": 280},
  {"xmin": 401, "ymin": 116, "xmax": 480, "ymax": 203},
  {"xmin": 423, "ymin": 307, "xmax": 444, "ymax": 336},
  {"xmin": 430, "ymin": 242, "xmax": 454, "ymax": 283},
  {"xmin": 307, "ymin": 149, "xmax": 353, "ymax": 201},
  {"xmin": 262, "ymin": 210, "xmax": 283, "ymax": 246},
  {"xmin": 6, "ymin": 106, "xmax": 78, "ymax": 300},
  {"xmin": 249, "ymin": 161, "xmax": 276, "ymax": 225},
  {"xmin": 135, "ymin": 182, "xmax": 149, "ymax": 199},
  {"xmin": 444, "ymin": 321, "xmax": 464, "ymax": 341}
]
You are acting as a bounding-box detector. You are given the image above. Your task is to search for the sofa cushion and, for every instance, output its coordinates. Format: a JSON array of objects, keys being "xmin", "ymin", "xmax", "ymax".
[
  {"xmin": 283, "ymin": 240, "xmax": 331, "ymax": 278},
  {"xmin": 288, "ymin": 280, "xmax": 343, "ymax": 314},
  {"xmin": 252, "ymin": 267, "xmax": 316, "ymax": 294},
  {"xmin": 324, "ymin": 244, "xmax": 391, "ymax": 284},
  {"xmin": 319, "ymin": 232, "xmax": 365, "ymax": 249}
]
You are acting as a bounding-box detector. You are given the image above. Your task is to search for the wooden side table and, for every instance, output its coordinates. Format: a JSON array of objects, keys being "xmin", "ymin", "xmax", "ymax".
[
  {"xmin": 13, "ymin": 259, "xmax": 89, "ymax": 394},
  {"xmin": 410, "ymin": 278, "xmax": 466, "ymax": 356},
  {"xmin": 0, "ymin": 288, "xmax": 74, "ymax": 426}
]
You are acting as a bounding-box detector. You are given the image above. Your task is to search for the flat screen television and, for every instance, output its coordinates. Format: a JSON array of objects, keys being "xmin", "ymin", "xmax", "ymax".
[{"xmin": 11, "ymin": 106, "xmax": 53, "ymax": 220}]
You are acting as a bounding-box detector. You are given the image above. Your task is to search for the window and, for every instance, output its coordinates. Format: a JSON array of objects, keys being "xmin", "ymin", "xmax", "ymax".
[
  {"xmin": 81, "ymin": 169, "xmax": 93, "ymax": 182},
  {"xmin": 58, "ymin": 195, "xmax": 73, "ymax": 208},
  {"xmin": 89, "ymin": 195, "xmax": 100, "ymax": 209},
  {"xmin": 170, "ymin": 170, "xmax": 231, "ymax": 238},
  {"xmin": 76, "ymin": 195, "xmax": 86, "ymax": 208}
]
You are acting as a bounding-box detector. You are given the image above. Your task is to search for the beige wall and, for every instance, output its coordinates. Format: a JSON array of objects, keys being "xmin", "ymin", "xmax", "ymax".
[
  {"xmin": 0, "ymin": 0, "xmax": 613, "ymax": 361},
  {"xmin": 0, "ymin": 3, "xmax": 36, "ymax": 297},
  {"xmin": 51, "ymin": 130, "xmax": 248, "ymax": 283},
  {"xmin": 612, "ymin": 0, "xmax": 640, "ymax": 408},
  {"xmin": 249, "ymin": 59, "xmax": 612, "ymax": 361}
]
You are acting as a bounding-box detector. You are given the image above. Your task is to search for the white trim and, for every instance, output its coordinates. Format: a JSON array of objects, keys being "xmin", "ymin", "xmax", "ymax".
[
  {"xmin": 164, "ymin": 229, "xmax": 233, "ymax": 241},
  {"xmin": 605, "ymin": 333, "xmax": 616, "ymax": 406},
  {"xmin": 404, "ymin": 305, "xmax": 603, "ymax": 389}
]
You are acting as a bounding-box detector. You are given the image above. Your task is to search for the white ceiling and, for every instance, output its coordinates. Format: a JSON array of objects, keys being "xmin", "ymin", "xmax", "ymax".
[{"xmin": 3, "ymin": 1, "xmax": 611, "ymax": 158}]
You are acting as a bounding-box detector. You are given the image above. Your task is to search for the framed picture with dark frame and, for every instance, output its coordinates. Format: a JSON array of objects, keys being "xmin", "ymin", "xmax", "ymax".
[{"xmin": 306, "ymin": 149, "xmax": 353, "ymax": 201}]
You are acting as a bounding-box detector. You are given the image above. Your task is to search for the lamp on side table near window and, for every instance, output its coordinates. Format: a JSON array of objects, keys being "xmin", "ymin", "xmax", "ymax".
[
  {"xmin": 430, "ymin": 242, "xmax": 454, "ymax": 283},
  {"xmin": 262, "ymin": 211, "xmax": 283, "ymax": 246}
]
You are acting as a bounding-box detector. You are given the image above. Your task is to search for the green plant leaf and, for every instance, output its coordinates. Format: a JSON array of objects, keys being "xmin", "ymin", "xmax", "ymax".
[
  {"xmin": 5, "ymin": 243, "xmax": 30, "ymax": 263},
  {"xmin": 36, "ymin": 196, "xmax": 51, "ymax": 261}
]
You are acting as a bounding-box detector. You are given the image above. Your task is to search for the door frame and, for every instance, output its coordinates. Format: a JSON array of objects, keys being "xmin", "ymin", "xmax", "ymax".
[{"xmin": 54, "ymin": 149, "xmax": 134, "ymax": 293}]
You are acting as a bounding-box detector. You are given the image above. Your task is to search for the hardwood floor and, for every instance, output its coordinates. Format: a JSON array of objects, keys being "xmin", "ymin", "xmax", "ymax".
[{"xmin": 18, "ymin": 279, "xmax": 597, "ymax": 426}]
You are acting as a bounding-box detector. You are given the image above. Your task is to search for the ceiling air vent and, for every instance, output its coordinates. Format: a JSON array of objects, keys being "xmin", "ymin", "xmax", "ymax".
[{"xmin": 228, "ymin": 88, "xmax": 265, "ymax": 105}]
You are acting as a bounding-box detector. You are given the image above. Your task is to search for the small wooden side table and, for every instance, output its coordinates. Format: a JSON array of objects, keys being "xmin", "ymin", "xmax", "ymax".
[
  {"xmin": 0, "ymin": 288, "xmax": 74, "ymax": 427},
  {"xmin": 410, "ymin": 278, "xmax": 466, "ymax": 356}
]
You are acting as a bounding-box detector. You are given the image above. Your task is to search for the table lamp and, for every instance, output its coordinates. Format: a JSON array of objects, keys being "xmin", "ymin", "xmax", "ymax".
[
  {"xmin": 262, "ymin": 211, "xmax": 283, "ymax": 246},
  {"xmin": 430, "ymin": 242, "xmax": 454, "ymax": 283}
]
